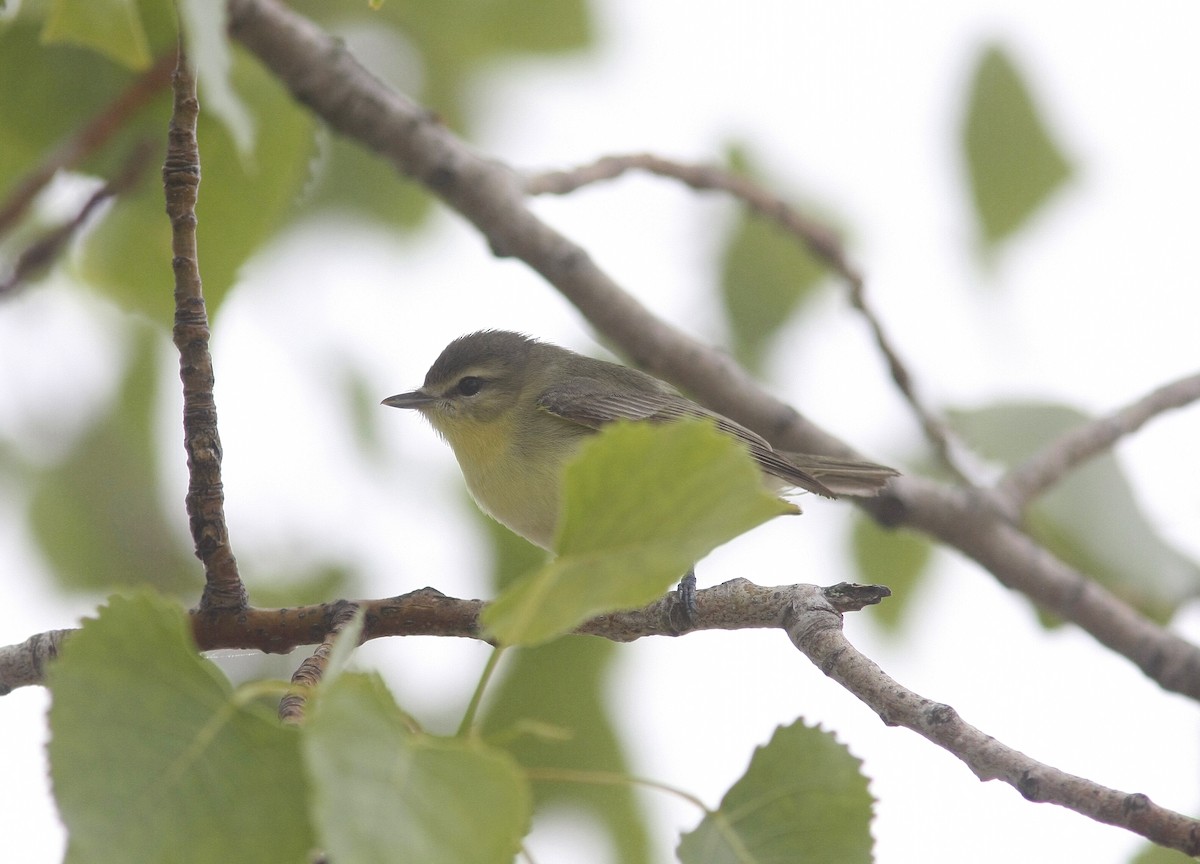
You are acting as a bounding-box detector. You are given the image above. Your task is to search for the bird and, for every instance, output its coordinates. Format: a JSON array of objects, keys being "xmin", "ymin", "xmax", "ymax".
[
  {"xmin": 383, "ymin": 330, "xmax": 897, "ymax": 617},
  {"xmin": 379, "ymin": 328, "xmax": 897, "ymax": 540}
]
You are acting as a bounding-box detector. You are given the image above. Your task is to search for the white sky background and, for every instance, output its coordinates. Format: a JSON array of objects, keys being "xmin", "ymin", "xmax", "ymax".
[{"xmin": 3, "ymin": 0, "xmax": 1200, "ymax": 862}]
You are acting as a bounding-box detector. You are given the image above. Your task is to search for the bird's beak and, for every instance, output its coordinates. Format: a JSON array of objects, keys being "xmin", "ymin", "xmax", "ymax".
[{"xmin": 382, "ymin": 390, "xmax": 437, "ymax": 410}]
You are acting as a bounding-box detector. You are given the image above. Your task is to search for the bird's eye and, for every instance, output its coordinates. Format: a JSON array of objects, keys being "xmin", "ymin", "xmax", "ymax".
[{"xmin": 456, "ymin": 376, "xmax": 484, "ymax": 397}]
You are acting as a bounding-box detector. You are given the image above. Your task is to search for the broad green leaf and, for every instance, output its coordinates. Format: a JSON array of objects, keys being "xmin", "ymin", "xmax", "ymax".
[
  {"xmin": 483, "ymin": 420, "xmax": 796, "ymax": 646},
  {"xmin": 42, "ymin": 0, "xmax": 150, "ymax": 70},
  {"xmin": 961, "ymin": 45, "xmax": 1072, "ymax": 251},
  {"xmin": 0, "ymin": 19, "xmax": 139, "ymax": 187},
  {"xmin": 305, "ymin": 672, "xmax": 531, "ymax": 864},
  {"xmin": 76, "ymin": 46, "xmax": 316, "ymax": 320},
  {"xmin": 29, "ymin": 328, "xmax": 199, "ymax": 595},
  {"xmin": 849, "ymin": 514, "xmax": 933, "ymax": 632},
  {"xmin": 678, "ymin": 720, "xmax": 873, "ymax": 864},
  {"xmin": 719, "ymin": 145, "xmax": 829, "ymax": 374},
  {"xmin": 48, "ymin": 592, "xmax": 314, "ymax": 864},
  {"xmin": 950, "ymin": 402, "xmax": 1200, "ymax": 620}
]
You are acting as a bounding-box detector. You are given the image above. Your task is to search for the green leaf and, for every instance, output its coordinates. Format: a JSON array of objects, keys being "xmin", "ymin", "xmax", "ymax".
[
  {"xmin": 245, "ymin": 563, "xmax": 357, "ymax": 608},
  {"xmin": 482, "ymin": 420, "xmax": 796, "ymax": 646},
  {"xmin": 302, "ymin": 131, "xmax": 434, "ymax": 228},
  {"xmin": 482, "ymin": 637, "xmax": 652, "ymax": 864},
  {"xmin": 0, "ymin": 18, "xmax": 138, "ymax": 188},
  {"xmin": 719, "ymin": 144, "xmax": 829, "ymax": 374},
  {"xmin": 961, "ymin": 44, "xmax": 1073, "ymax": 251},
  {"xmin": 287, "ymin": 0, "xmax": 590, "ymax": 225},
  {"xmin": 950, "ymin": 402, "xmax": 1200, "ymax": 620},
  {"xmin": 1128, "ymin": 842, "xmax": 1197, "ymax": 864},
  {"xmin": 678, "ymin": 720, "xmax": 874, "ymax": 864},
  {"xmin": 849, "ymin": 514, "xmax": 933, "ymax": 632},
  {"xmin": 42, "ymin": 0, "xmax": 151, "ymax": 70},
  {"xmin": 76, "ymin": 46, "xmax": 316, "ymax": 320},
  {"xmin": 305, "ymin": 672, "xmax": 531, "ymax": 864},
  {"xmin": 29, "ymin": 328, "xmax": 199, "ymax": 595},
  {"xmin": 48, "ymin": 592, "xmax": 314, "ymax": 864}
]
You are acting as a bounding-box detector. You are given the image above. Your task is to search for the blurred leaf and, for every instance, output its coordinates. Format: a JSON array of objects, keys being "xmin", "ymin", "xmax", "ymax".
[
  {"xmin": 1128, "ymin": 842, "xmax": 1197, "ymax": 864},
  {"xmin": 483, "ymin": 420, "xmax": 796, "ymax": 646},
  {"xmin": 305, "ymin": 671, "xmax": 531, "ymax": 864},
  {"xmin": 719, "ymin": 144, "xmax": 829, "ymax": 373},
  {"xmin": 849, "ymin": 514, "xmax": 933, "ymax": 631},
  {"xmin": 48, "ymin": 592, "xmax": 314, "ymax": 864},
  {"xmin": 42, "ymin": 0, "xmax": 150, "ymax": 70},
  {"xmin": 288, "ymin": 0, "xmax": 590, "ymax": 225},
  {"xmin": 304, "ymin": 131, "xmax": 434, "ymax": 228},
  {"xmin": 961, "ymin": 44, "xmax": 1072, "ymax": 251},
  {"xmin": 246, "ymin": 562, "xmax": 356, "ymax": 608},
  {"xmin": 950, "ymin": 402, "xmax": 1200, "ymax": 620},
  {"xmin": 678, "ymin": 720, "xmax": 873, "ymax": 864},
  {"xmin": 481, "ymin": 637, "xmax": 652, "ymax": 864},
  {"xmin": 0, "ymin": 19, "xmax": 138, "ymax": 187},
  {"xmin": 481, "ymin": 504, "xmax": 549, "ymax": 591},
  {"xmin": 76, "ymin": 46, "xmax": 316, "ymax": 320},
  {"xmin": 29, "ymin": 329, "xmax": 198, "ymax": 595}
]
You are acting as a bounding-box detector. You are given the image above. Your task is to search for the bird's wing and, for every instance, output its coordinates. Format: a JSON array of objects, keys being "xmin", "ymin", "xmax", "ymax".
[{"xmin": 536, "ymin": 376, "xmax": 839, "ymax": 497}]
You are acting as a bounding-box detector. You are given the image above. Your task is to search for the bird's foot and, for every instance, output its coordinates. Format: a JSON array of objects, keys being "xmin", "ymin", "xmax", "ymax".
[{"xmin": 667, "ymin": 569, "xmax": 698, "ymax": 634}]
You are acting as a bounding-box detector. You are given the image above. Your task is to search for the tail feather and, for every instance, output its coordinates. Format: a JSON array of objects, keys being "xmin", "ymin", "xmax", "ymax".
[{"xmin": 779, "ymin": 453, "xmax": 899, "ymax": 497}]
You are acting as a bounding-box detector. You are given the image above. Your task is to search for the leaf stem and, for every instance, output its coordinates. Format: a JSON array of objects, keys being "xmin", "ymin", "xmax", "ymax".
[
  {"xmin": 525, "ymin": 767, "xmax": 711, "ymax": 813},
  {"xmin": 457, "ymin": 645, "xmax": 507, "ymax": 738}
]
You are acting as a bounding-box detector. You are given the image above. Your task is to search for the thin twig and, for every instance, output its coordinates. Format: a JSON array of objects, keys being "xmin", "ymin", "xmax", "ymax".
[
  {"xmin": 0, "ymin": 52, "xmax": 174, "ymax": 239},
  {"xmin": 278, "ymin": 602, "xmax": 362, "ymax": 725},
  {"xmin": 0, "ymin": 629, "xmax": 72, "ymax": 695},
  {"xmin": 0, "ymin": 142, "xmax": 154, "ymax": 297},
  {"xmin": 163, "ymin": 41, "xmax": 246, "ymax": 611},
  {"xmin": 996, "ymin": 371, "xmax": 1200, "ymax": 514},
  {"xmin": 787, "ymin": 591, "xmax": 1200, "ymax": 857},
  {"xmin": 528, "ymin": 153, "xmax": 979, "ymax": 484}
]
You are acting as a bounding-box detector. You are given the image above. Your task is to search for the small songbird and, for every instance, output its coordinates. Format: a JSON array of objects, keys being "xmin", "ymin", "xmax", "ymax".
[{"xmin": 382, "ymin": 330, "xmax": 897, "ymax": 554}]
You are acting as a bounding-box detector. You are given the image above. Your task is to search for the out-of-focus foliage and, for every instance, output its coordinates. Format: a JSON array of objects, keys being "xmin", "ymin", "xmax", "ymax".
[
  {"xmin": 28, "ymin": 328, "xmax": 199, "ymax": 595},
  {"xmin": 850, "ymin": 514, "xmax": 934, "ymax": 632},
  {"xmin": 961, "ymin": 44, "xmax": 1073, "ymax": 253},
  {"xmin": 718, "ymin": 144, "xmax": 832, "ymax": 374},
  {"xmin": 42, "ymin": 0, "xmax": 151, "ymax": 70},
  {"xmin": 76, "ymin": 47, "xmax": 317, "ymax": 322},
  {"xmin": 0, "ymin": 0, "xmax": 595, "ymax": 596},
  {"xmin": 1129, "ymin": 841, "xmax": 1198, "ymax": 864},
  {"xmin": 951, "ymin": 401, "xmax": 1200, "ymax": 621},
  {"xmin": 288, "ymin": 0, "xmax": 591, "ymax": 226}
]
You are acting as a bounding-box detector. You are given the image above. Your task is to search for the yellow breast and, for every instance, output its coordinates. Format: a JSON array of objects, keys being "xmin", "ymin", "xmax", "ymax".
[{"xmin": 441, "ymin": 412, "xmax": 588, "ymax": 550}]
